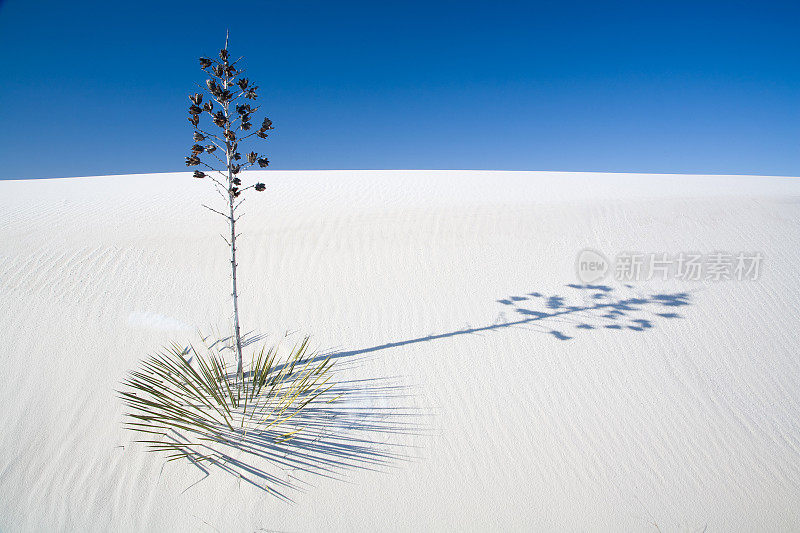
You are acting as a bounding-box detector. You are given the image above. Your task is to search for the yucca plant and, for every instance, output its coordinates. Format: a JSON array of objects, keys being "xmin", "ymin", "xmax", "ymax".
[{"xmin": 119, "ymin": 337, "xmax": 337, "ymax": 469}]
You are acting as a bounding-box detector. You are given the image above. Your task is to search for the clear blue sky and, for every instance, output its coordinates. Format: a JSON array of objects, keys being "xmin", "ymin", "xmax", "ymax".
[{"xmin": 0, "ymin": 0, "xmax": 798, "ymax": 179}]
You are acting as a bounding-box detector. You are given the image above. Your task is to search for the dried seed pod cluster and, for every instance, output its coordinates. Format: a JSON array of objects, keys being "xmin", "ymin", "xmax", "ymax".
[{"xmin": 187, "ymin": 37, "xmax": 270, "ymax": 196}]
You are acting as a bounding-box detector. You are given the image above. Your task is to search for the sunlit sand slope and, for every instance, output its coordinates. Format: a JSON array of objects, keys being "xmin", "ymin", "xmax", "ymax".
[{"xmin": 1, "ymin": 170, "xmax": 799, "ymax": 531}]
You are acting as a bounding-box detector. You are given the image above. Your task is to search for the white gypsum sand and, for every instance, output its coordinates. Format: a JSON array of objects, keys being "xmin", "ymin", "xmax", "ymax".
[{"xmin": 0, "ymin": 170, "xmax": 799, "ymax": 531}]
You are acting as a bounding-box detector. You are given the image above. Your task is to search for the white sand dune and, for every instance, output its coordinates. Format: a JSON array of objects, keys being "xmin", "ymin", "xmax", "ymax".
[{"xmin": 1, "ymin": 170, "xmax": 799, "ymax": 531}]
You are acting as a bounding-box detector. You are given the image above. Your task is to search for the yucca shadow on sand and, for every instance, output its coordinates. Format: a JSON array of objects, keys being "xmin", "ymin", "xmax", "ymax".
[
  {"xmin": 168, "ymin": 284, "xmax": 689, "ymax": 500},
  {"xmin": 158, "ymin": 333, "xmax": 424, "ymax": 503},
  {"xmin": 329, "ymin": 283, "xmax": 692, "ymax": 360}
]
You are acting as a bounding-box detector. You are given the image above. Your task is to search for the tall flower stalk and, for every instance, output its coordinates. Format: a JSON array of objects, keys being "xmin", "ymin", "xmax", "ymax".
[{"xmin": 185, "ymin": 32, "xmax": 274, "ymax": 383}]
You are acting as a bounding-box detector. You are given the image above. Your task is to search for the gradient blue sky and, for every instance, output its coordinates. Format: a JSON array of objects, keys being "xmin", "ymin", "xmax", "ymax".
[{"xmin": 0, "ymin": 0, "xmax": 798, "ymax": 179}]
